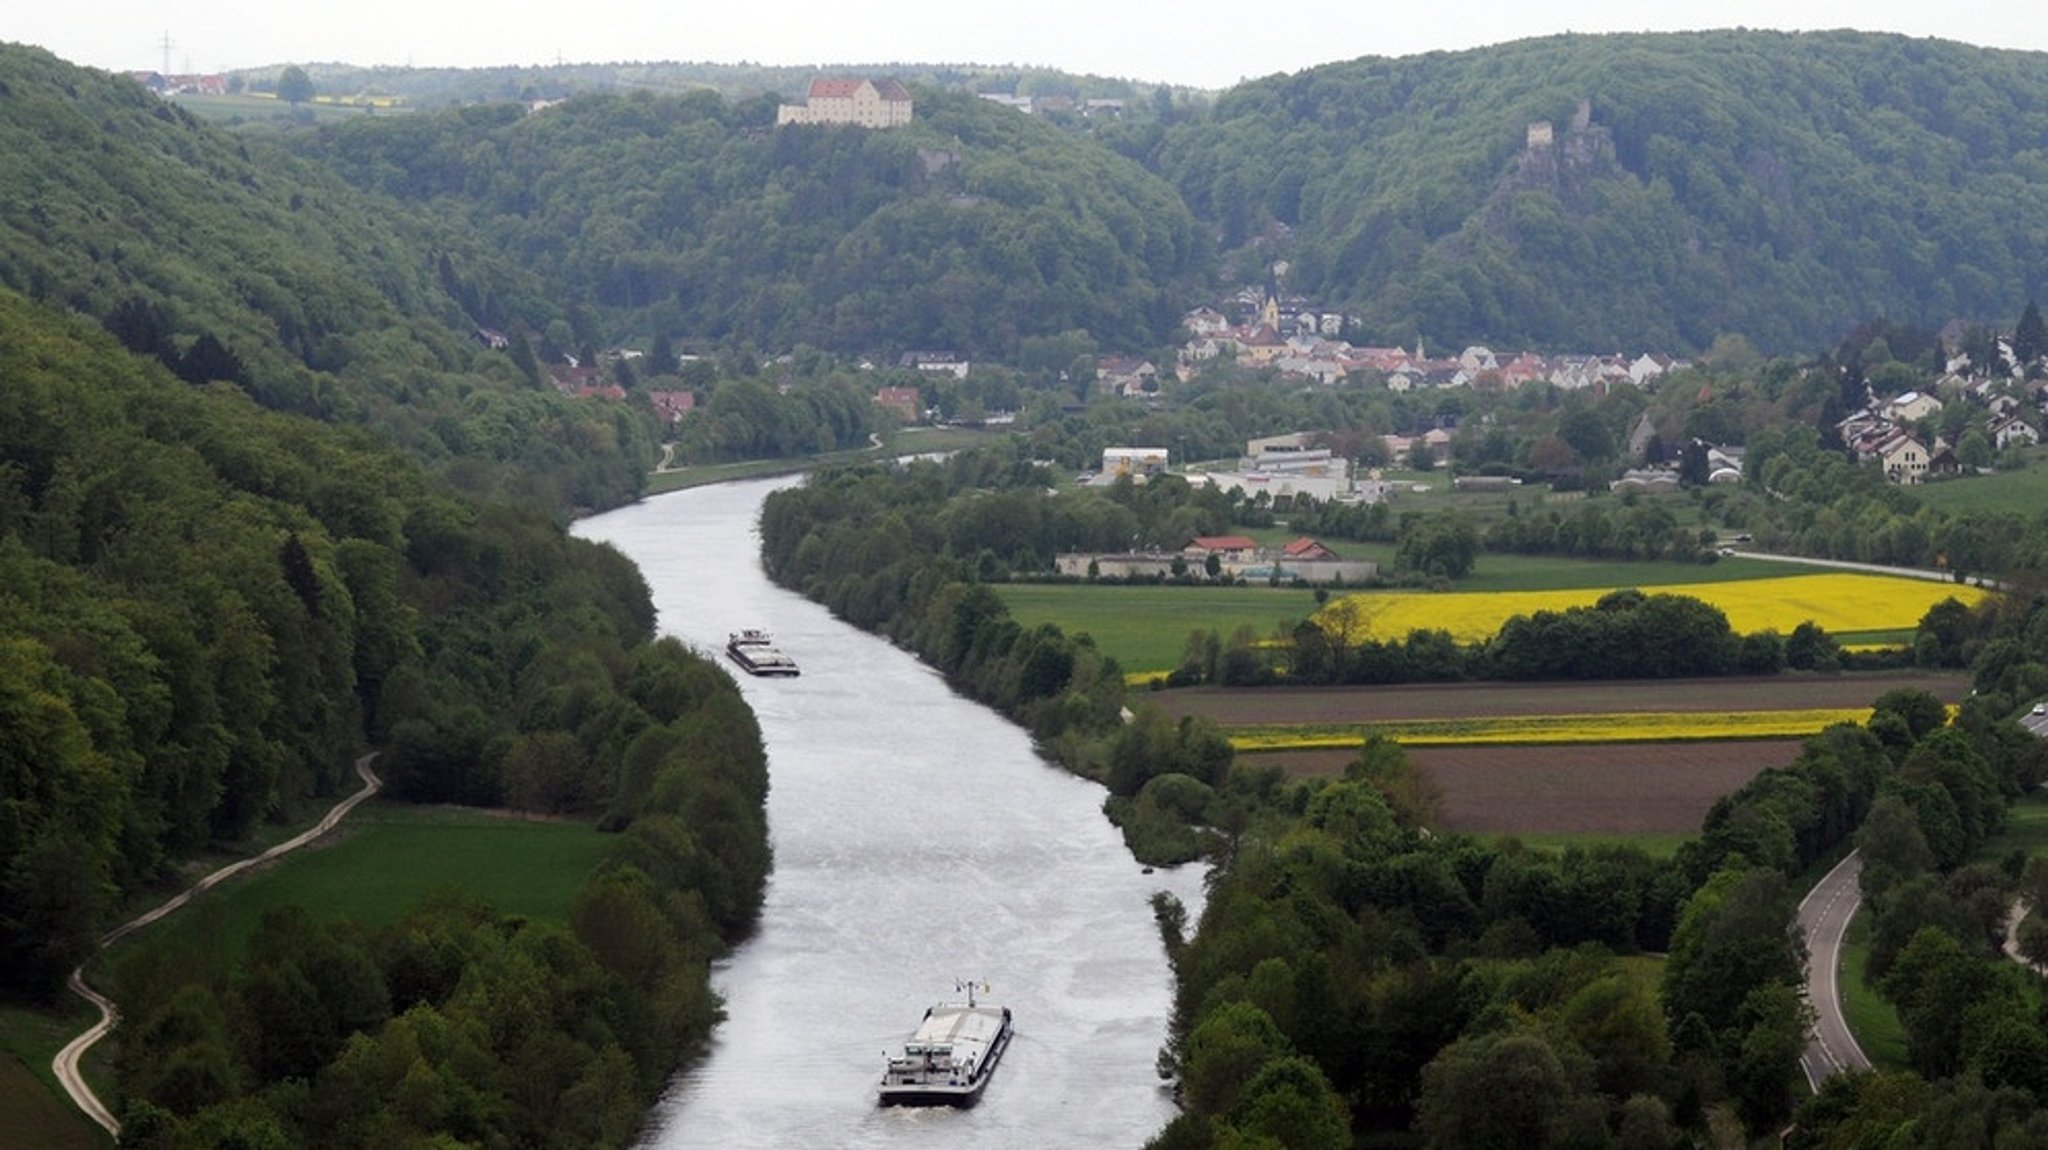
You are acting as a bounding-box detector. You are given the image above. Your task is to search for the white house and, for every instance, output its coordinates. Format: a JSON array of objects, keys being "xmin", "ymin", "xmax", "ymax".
[
  {"xmin": 1878, "ymin": 432, "xmax": 1930, "ymax": 485},
  {"xmin": 1991, "ymin": 415, "xmax": 2040, "ymax": 451}
]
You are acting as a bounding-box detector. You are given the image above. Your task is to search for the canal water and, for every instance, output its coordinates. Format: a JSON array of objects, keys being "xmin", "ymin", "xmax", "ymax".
[{"xmin": 573, "ymin": 477, "xmax": 1204, "ymax": 1150}]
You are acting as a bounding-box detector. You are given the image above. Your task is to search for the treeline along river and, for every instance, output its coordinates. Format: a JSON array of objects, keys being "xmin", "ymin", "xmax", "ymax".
[{"xmin": 574, "ymin": 477, "xmax": 1204, "ymax": 1149}]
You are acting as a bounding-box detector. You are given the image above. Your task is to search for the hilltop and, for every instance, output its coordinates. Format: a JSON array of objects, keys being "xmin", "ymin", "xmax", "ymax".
[{"xmin": 1147, "ymin": 30, "xmax": 2048, "ymax": 353}]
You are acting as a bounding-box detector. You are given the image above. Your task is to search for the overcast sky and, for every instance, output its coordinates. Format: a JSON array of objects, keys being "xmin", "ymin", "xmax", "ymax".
[{"xmin": 12, "ymin": 0, "xmax": 2048, "ymax": 89}]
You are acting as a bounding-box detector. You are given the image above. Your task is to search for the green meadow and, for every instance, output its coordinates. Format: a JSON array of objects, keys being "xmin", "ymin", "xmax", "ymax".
[
  {"xmin": 106, "ymin": 802, "xmax": 613, "ymax": 967},
  {"xmin": 1906, "ymin": 448, "xmax": 2048, "ymax": 516},
  {"xmin": 998, "ymin": 583, "xmax": 1323, "ymax": 672}
]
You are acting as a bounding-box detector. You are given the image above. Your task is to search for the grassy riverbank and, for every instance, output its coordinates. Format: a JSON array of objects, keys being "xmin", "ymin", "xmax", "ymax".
[{"xmin": 646, "ymin": 426, "xmax": 1003, "ymax": 494}]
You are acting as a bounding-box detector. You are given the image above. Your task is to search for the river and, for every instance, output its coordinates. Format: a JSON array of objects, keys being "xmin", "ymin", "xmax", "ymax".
[{"xmin": 573, "ymin": 477, "xmax": 1206, "ymax": 1150}]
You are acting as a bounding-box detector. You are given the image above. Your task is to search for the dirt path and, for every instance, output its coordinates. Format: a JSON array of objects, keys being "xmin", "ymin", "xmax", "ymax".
[{"xmin": 53, "ymin": 754, "xmax": 382, "ymax": 1138}]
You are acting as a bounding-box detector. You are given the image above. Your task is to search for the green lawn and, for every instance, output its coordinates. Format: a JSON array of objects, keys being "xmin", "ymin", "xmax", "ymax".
[
  {"xmin": 999, "ymin": 583, "xmax": 1323, "ymax": 672},
  {"xmin": 105, "ymin": 802, "xmax": 613, "ymax": 968},
  {"xmin": 1905, "ymin": 448, "xmax": 2048, "ymax": 515}
]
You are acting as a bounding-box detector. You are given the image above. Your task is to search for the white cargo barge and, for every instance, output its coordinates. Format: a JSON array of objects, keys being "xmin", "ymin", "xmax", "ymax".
[
  {"xmin": 725, "ymin": 629, "xmax": 800, "ymax": 677},
  {"xmin": 878, "ymin": 984, "xmax": 1012, "ymax": 1107}
]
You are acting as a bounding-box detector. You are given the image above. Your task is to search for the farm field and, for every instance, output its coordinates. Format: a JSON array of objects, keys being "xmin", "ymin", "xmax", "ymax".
[
  {"xmin": 1316, "ymin": 573, "xmax": 1985, "ymax": 646},
  {"xmin": 1147, "ymin": 671, "xmax": 1971, "ymax": 726},
  {"xmin": 1158, "ymin": 672, "xmax": 1969, "ymax": 837},
  {"xmin": 1003, "ymin": 572, "xmax": 1982, "ymax": 674},
  {"xmin": 999, "ymin": 565, "xmax": 1773, "ymax": 675},
  {"xmin": 107, "ymin": 802, "xmax": 612, "ymax": 967},
  {"xmin": 1242, "ymin": 739, "xmax": 1802, "ymax": 836}
]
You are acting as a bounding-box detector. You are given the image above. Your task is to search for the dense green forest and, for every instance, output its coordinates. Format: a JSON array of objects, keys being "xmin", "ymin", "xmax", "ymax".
[
  {"xmin": 0, "ymin": 277, "xmax": 767, "ymax": 1141},
  {"xmin": 0, "ymin": 43, "xmax": 656, "ymax": 512},
  {"xmin": 291, "ymin": 87, "xmax": 1208, "ymax": 361},
  {"xmin": 1144, "ymin": 31, "xmax": 2048, "ymax": 352}
]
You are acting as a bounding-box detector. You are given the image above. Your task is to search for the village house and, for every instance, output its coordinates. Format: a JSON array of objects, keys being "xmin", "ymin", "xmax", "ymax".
[
  {"xmin": 646, "ymin": 389, "xmax": 696, "ymax": 424},
  {"xmin": 1282, "ymin": 537, "xmax": 1340, "ymax": 561},
  {"xmin": 1183, "ymin": 535, "xmax": 1260, "ymax": 562},
  {"xmin": 1878, "ymin": 431, "xmax": 1931, "ymax": 485},
  {"xmin": 897, "ymin": 351, "xmax": 969, "ymax": 379},
  {"xmin": 1992, "ymin": 414, "xmax": 2040, "ymax": 451},
  {"xmin": 1884, "ymin": 390, "xmax": 1943, "ymax": 424},
  {"xmin": 777, "ymin": 77, "xmax": 914, "ymax": 128},
  {"xmin": 1095, "ymin": 357, "xmax": 1159, "ymax": 396},
  {"xmin": 871, "ymin": 386, "xmax": 923, "ymax": 423},
  {"xmin": 1051, "ymin": 534, "xmax": 1374, "ymax": 584}
]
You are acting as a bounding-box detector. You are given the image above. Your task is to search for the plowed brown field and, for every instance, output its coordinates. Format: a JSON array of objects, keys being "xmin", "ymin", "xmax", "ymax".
[
  {"xmin": 1240, "ymin": 741, "xmax": 1804, "ymax": 834},
  {"xmin": 1155, "ymin": 671, "xmax": 1969, "ymax": 836}
]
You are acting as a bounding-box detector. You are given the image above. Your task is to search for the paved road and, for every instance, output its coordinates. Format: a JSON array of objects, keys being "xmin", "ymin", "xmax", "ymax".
[
  {"xmin": 54, "ymin": 754, "xmax": 382, "ymax": 1138},
  {"xmin": 1798, "ymin": 850, "xmax": 1872, "ymax": 1090}
]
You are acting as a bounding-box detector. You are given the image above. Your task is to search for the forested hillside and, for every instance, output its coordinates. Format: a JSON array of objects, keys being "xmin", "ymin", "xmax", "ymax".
[
  {"xmin": 1145, "ymin": 30, "xmax": 2048, "ymax": 353},
  {"xmin": 0, "ymin": 290, "xmax": 770, "ymax": 1143},
  {"xmin": 0, "ymin": 43, "xmax": 653, "ymax": 511},
  {"xmin": 292, "ymin": 88, "xmax": 1209, "ymax": 360},
  {"xmin": 277, "ymin": 31, "xmax": 2048, "ymax": 363}
]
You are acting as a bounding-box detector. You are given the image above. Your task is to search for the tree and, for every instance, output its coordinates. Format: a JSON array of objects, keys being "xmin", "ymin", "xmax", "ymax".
[
  {"xmin": 175, "ymin": 333, "xmax": 247, "ymax": 385},
  {"xmin": 2016, "ymin": 299, "xmax": 2047, "ymax": 373},
  {"xmin": 1858, "ymin": 795, "xmax": 1935, "ymax": 903},
  {"xmin": 1417, "ymin": 1029, "xmax": 1588, "ymax": 1149},
  {"xmin": 1396, "ymin": 516, "xmax": 1478, "ymax": 579},
  {"xmin": 277, "ymin": 65, "xmax": 315, "ymax": 106},
  {"xmin": 1871, "ymin": 688, "xmax": 1950, "ymax": 742},
  {"xmin": 1662, "ymin": 867, "xmax": 1805, "ymax": 1050}
]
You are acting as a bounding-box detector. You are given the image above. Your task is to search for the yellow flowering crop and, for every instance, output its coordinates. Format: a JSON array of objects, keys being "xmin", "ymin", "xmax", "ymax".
[
  {"xmin": 1315, "ymin": 573, "xmax": 1984, "ymax": 644},
  {"xmin": 1227, "ymin": 708, "xmax": 1872, "ymax": 749}
]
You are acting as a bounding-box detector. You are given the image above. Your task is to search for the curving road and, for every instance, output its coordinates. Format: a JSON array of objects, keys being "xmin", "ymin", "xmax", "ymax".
[
  {"xmin": 53, "ymin": 753, "xmax": 382, "ymax": 1138},
  {"xmin": 1798, "ymin": 850, "xmax": 1872, "ymax": 1090}
]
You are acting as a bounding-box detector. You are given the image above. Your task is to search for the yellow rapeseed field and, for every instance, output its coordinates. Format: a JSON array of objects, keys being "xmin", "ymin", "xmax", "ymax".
[
  {"xmin": 1317, "ymin": 573, "xmax": 1984, "ymax": 643},
  {"xmin": 1227, "ymin": 708, "xmax": 1874, "ymax": 749}
]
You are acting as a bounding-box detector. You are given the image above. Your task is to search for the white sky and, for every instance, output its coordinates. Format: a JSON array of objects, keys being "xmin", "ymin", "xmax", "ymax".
[{"xmin": 10, "ymin": 0, "xmax": 2047, "ymax": 90}]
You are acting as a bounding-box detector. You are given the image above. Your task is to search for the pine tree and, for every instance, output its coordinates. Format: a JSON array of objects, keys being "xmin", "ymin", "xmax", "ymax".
[{"xmin": 2014, "ymin": 299, "xmax": 2047, "ymax": 373}]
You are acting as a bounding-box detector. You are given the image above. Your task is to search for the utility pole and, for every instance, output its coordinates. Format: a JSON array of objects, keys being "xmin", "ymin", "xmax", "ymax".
[{"xmin": 158, "ymin": 31, "xmax": 172, "ymax": 77}]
